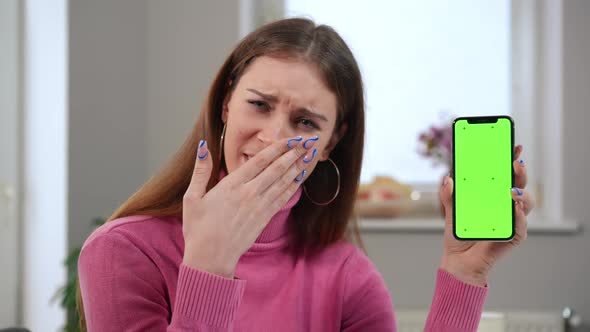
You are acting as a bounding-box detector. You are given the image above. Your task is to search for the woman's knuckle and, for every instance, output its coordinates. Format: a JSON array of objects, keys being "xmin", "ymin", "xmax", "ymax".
[
  {"xmin": 183, "ymin": 192, "xmax": 198, "ymax": 202},
  {"xmin": 244, "ymin": 186, "xmax": 262, "ymax": 200},
  {"xmin": 272, "ymin": 197, "xmax": 286, "ymax": 211},
  {"xmin": 193, "ymin": 166, "xmax": 209, "ymax": 177},
  {"xmin": 275, "ymin": 162, "xmax": 289, "ymax": 174},
  {"xmin": 255, "ymin": 155, "xmax": 269, "ymax": 168},
  {"xmin": 297, "ymin": 161, "xmax": 306, "ymax": 173},
  {"xmin": 239, "ymin": 187, "xmax": 252, "ymax": 199},
  {"xmin": 279, "ymin": 176, "xmax": 292, "ymax": 189},
  {"xmin": 288, "ymin": 181, "xmax": 299, "ymax": 193}
]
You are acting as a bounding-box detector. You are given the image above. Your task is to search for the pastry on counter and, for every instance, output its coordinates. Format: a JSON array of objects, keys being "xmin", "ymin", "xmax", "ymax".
[{"xmin": 355, "ymin": 175, "xmax": 415, "ymax": 218}]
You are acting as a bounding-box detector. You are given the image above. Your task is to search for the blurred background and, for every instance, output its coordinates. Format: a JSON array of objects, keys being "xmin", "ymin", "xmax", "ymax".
[{"xmin": 0, "ymin": 0, "xmax": 588, "ymax": 331}]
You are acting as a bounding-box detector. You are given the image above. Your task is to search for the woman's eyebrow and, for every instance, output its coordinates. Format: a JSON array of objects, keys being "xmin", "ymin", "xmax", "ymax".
[
  {"xmin": 246, "ymin": 88, "xmax": 328, "ymax": 122},
  {"xmin": 246, "ymin": 88, "xmax": 278, "ymax": 103},
  {"xmin": 298, "ymin": 108, "xmax": 328, "ymax": 122}
]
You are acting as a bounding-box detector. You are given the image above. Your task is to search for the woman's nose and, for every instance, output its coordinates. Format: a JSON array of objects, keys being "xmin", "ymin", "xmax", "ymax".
[{"xmin": 257, "ymin": 117, "xmax": 293, "ymax": 144}]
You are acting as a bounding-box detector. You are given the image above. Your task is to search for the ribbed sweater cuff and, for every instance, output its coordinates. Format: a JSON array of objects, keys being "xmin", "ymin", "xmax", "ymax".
[
  {"xmin": 174, "ymin": 263, "xmax": 247, "ymax": 328},
  {"xmin": 426, "ymin": 268, "xmax": 489, "ymax": 331}
]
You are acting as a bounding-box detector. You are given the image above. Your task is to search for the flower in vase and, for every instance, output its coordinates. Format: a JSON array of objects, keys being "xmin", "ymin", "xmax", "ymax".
[{"xmin": 417, "ymin": 118, "xmax": 453, "ymax": 169}]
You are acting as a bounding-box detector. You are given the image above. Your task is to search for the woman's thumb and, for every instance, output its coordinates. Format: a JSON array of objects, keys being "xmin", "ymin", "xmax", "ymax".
[
  {"xmin": 187, "ymin": 139, "xmax": 213, "ymax": 198},
  {"xmin": 439, "ymin": 175, "xmax": 454, "ymax": 222}
]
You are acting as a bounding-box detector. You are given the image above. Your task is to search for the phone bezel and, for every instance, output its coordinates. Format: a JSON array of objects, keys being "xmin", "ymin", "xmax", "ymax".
[{"xmin": 451, "ymin": 115, "xmax": 515, "ymax": 241}]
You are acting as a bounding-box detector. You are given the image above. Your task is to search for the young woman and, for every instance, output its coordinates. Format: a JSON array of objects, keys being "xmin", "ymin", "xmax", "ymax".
[{"xmin": 78, "ymin": 18, "xmax": 534, "ymax": 331}]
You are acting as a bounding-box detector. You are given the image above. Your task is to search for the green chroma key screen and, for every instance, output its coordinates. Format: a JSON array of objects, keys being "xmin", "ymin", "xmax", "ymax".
[{"xmin": 452, "ymin": 116, "xmax": 514, "ymax": 240}]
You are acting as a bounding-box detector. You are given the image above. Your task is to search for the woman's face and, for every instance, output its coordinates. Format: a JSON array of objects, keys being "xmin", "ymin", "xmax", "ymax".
[{"xmin": 222, "ymin": 56, "xmax": 344, "ymax": 175}]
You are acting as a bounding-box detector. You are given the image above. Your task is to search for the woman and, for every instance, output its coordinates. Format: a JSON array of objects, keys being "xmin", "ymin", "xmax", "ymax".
[{"xmin": 78, "ymin": 18, "xmax": 534, "ymax": 331}]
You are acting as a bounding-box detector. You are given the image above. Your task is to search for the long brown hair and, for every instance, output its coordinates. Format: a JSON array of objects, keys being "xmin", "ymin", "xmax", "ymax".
[{"xmin": 77, "ymin": 17, "xmax": 365, "ymax": 330}]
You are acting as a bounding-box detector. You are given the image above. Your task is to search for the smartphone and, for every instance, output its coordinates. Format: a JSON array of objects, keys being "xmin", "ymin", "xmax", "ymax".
[{"xmin": 452, "ymin": 115, "xmax": 515, "ymax": 241}]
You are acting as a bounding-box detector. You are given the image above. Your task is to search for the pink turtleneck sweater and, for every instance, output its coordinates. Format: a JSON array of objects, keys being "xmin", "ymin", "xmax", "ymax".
[{"xmin": 79, "ymin": 186, "xmax": 488, "ymax": 332}]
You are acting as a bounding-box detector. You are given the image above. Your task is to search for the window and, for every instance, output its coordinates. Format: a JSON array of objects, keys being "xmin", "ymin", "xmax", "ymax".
[
  {"xmin": 242, "ymin": 0, "xmax": 569, "ymax": 226},
  {"xmin": 285, "ymin": 0, "xmax": 511, "ymax": 186}
]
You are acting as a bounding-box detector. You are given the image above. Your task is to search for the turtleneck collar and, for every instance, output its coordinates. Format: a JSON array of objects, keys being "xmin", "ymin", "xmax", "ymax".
[
  {"xmin": 218, "ymin": 169, "xmax": 303, "ymax": 247},
  {"xmin": 255, "ymin": 185, "xmax": 302, "ymax": 244}
]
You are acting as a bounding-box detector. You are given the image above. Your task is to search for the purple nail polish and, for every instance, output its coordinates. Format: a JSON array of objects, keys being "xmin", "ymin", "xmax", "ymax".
[
  {"xmin": 197, "ymin": 140, "xmax": 208, "ymax": 159},
  {"xmin": 294, "ymin": 170, "xmax": 307, "ymax": 183},
  {"xmin": 287, "ymin": 136, "xmax": 303, "ymax": 148},
  {"xmin": 303, "ymin": 148, "xmax": 317, "ymax": 163},
  {"xmin": 303, "ymin": 136, "xmax": 319, "ymax": 149}
]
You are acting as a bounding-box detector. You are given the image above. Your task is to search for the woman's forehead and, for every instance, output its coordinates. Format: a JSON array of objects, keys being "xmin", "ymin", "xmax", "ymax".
[{"xmin": 236, "ymin": 56, "xmax": 337, "ymax": 115}]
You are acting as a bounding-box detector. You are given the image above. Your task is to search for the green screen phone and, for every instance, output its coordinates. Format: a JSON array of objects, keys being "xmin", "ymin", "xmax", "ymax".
[{"xmin": 452, "ymin": 115, "xmax": 515, "ymax": 241}]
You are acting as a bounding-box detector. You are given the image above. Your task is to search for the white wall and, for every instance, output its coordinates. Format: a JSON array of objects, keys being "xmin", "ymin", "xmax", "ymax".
[
  {"xmin": 0, "ymin": 0, "xmax": 20, "ymax": 326},
  {"xmin": 68, "ymin": 0, "xmax": 240, "ymax": 245},
  {"xmin": 22, "ymin": 0, "xmax": 68, "ymax": 330},
  {"xmin": 66, "ymin": 3, "xmax": 239, "ymax": 329},
  {"xmin": 145, "ymin": 0, "xmax": 239, "ymax": 175},
  {"xmin": 561, "ymin": 0, "xmax": 590, "ymax": 315},
  {"xmin": 68, "ymin": 0, "xmax": 150, "ymax": 251}
]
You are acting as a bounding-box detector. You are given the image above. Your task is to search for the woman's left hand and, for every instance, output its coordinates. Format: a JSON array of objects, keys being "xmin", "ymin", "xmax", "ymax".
[{"xmin": 438, "ymin": 144, "xmax": 535, "ymax": 287}]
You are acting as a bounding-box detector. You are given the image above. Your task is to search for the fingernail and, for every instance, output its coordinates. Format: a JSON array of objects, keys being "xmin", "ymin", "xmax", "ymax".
[
  {"xmin": 303, "ymin": 148, "xmax": 318, "ymax": 163},
  {"xmin": 294, "ymin": 170, "xmax": 307, "ymax": 183},
  {"xmin": 442, "ymin": 177, "xmax": 447, "ymax": 187},
  {"xmin": 287, "ymin": 136, "xmax": 303, "ymax": 148},
  {"xmin": 511, "ymin": 187, "xmax": 523, "ymax": 196},
  {"xmin": 303, "ymin": 136, "xmax": 319, "ymax": 149},
  {"xmin": 197, "ymin": 140, "xmax": 208, "ymax": 159},
  {"xmin": 519, "ymin": 159, "xmax": 524, "ymax": 164}
]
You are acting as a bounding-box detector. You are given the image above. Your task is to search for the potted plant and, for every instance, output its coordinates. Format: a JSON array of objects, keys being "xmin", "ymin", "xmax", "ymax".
[
  {"xmin": 417, "ymin": 117, "xmax": 453, "ymax": 171},
  {"xmin": 417, "ymin": 114, "xmax": 454, "ymax": 217}
]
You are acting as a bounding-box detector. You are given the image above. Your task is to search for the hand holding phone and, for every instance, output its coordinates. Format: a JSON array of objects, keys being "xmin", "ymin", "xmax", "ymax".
[{"xmin": 438, "ymin": 121, "xmax": 533, "ymax": 286}]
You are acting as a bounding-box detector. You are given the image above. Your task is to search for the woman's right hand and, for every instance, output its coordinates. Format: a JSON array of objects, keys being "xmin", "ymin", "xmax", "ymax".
[{"xmin": 181, "ymin": 136, "xmax": 319, "ymax": 278}]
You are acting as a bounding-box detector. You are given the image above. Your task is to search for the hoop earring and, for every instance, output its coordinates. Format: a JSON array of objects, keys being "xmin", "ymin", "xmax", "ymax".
[
  {"xmin": 303, "ymin": 158, "xmax": 340, "ymax": 206},
  {"xmin": 219, "ymin": 123, "xmax": 227, "ymax": 162}
]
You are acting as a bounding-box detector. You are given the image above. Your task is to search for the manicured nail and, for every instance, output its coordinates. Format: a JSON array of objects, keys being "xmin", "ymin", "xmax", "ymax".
[
  {"xmin": 294, "ymin": 170, "xmax": 307, "ymax": 182},
  {"xmin": 287, "ymin": 136, "xmax": 303, "ymax": 148},
  {"xmin": 519, "ymin": 159, "xmax": 524, "ymax": 164},
  {"xmin": 303, "ymin": 148, "xmax": 318, "ymax": 163},
  {"xmin": 197, "ymin": 140, "xmax": 208, "ymax": 159},
  {"xmin": 303, "ymin": 136, "xmax": 319, "ymax": 149},
  {"xmin": 443, "ymin": 177, "xmax": 447, "ymax": 187},
  {"xmin": 511, "ymin": 187, "xmax": 523, "ymax": 196}
]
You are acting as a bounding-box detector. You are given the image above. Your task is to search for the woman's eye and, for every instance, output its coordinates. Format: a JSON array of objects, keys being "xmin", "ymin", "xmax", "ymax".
[
  {"xmin": 299, "ymin": 118, "xmax": 319, "ymax": 130},
  {"xmin": 248, "ymin": 100, "xmax": 269, "ymax": 110}
]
